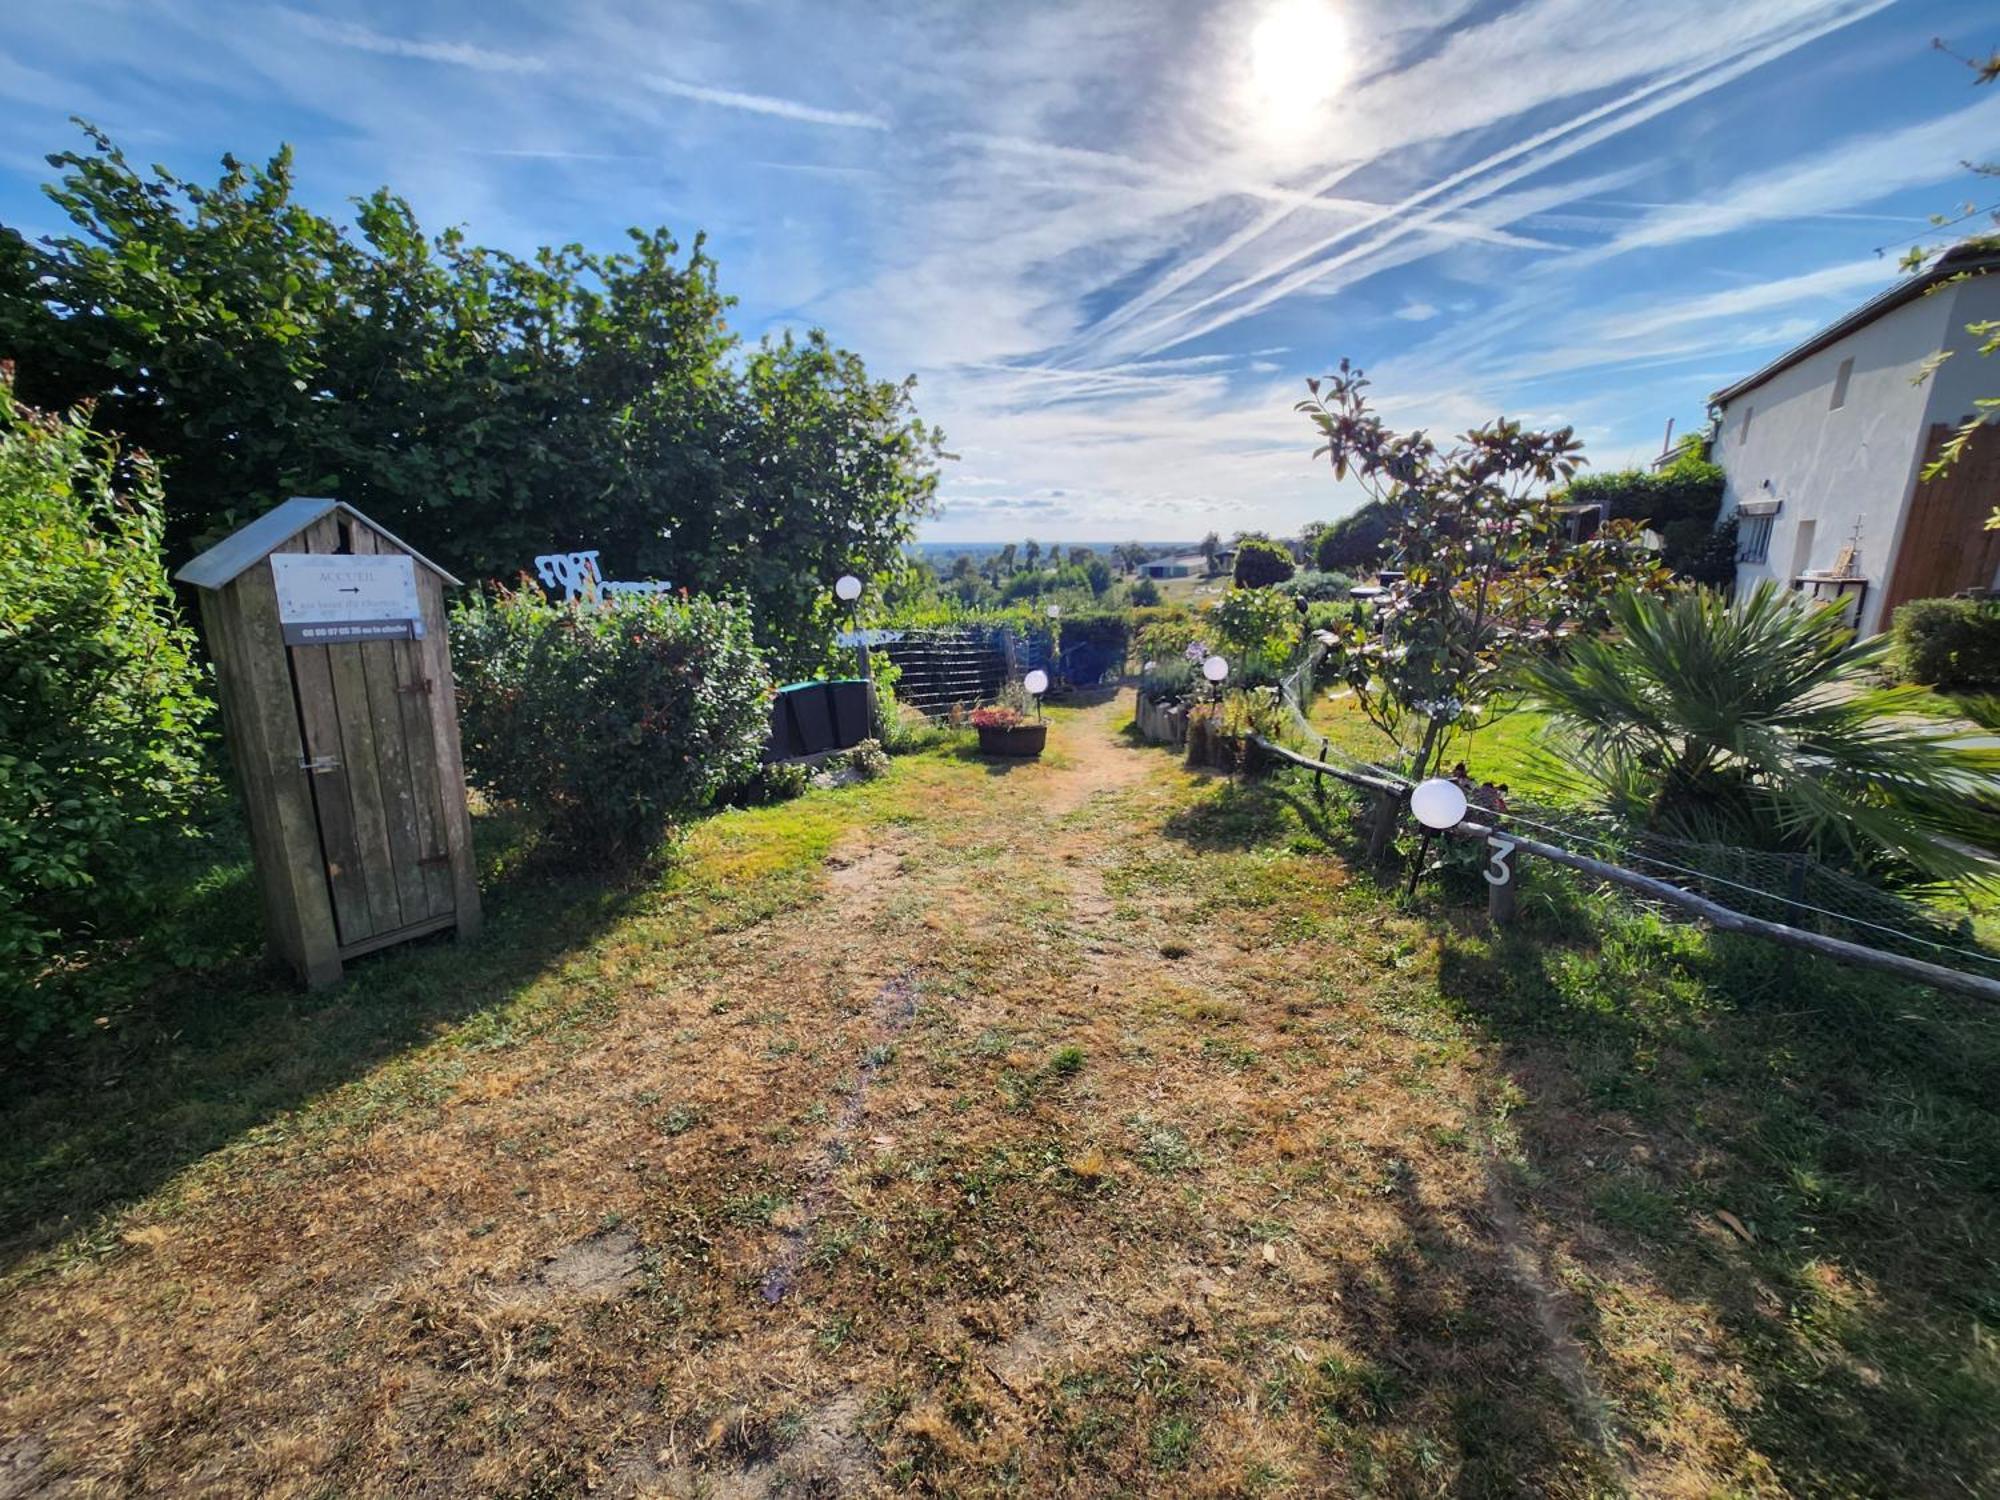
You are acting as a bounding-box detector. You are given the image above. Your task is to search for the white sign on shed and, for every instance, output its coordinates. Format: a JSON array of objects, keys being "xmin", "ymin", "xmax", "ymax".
[{"xmin": 271, "ymin": 552, "xmax": 425, "ymax": 645}]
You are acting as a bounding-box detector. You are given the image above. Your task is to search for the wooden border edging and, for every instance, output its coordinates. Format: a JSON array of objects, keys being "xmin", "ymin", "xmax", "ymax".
[{"xmin": 1247, "ymin": 735, "xmax": 2000, "ymax": 1005}]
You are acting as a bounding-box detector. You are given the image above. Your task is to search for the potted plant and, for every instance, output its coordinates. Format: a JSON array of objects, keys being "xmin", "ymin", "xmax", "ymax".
[{"xmin": 971, "ymin": 702, "xmax": 1047, "ymax": 757}]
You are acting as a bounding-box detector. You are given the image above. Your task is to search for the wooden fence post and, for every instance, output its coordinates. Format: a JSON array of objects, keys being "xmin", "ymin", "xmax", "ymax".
[
  {"xmin": 1367, "ymin": 789, "xmax": 1400, "ymax": 864},
  {"xmin": 1485, "ymin": 833, "xmax": 1519, "ymax": 925}
]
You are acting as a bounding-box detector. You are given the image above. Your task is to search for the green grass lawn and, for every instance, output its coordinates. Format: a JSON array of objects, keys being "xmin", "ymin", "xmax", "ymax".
[
  {"xmin": 1303, "ymin": 687, "xmax": 1571, "ymax": 799},
  {"xmin": 5, "ymin": 698, "xmax": 1998, "ymax": 1496}
]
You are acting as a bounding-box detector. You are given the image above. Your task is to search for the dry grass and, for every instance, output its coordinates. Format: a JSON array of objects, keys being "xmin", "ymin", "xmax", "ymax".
[{"xmin": 1, "ymin": 693, "xmax": 1993, "ymax": 1496}]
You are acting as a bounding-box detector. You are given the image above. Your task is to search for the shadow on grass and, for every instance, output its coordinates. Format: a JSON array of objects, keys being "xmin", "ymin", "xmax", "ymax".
[
  {"xmin": 1172, "ymin": 760, "xmax": 2000, "ymax": 1489},
  {"xmin": 1314, "ymin": 1152, "xmax": 1619, "ymax": 1493},
  {"xmin": 1430, "ymin": 883, "xmax": 2000, "ymax": 1493},
  {"xmin": 0, "ymin": 807, "xmax": 646, "ymax": 1274}
]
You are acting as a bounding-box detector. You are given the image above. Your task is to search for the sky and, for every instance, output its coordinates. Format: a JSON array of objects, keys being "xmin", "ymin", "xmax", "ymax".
[{"xmin": 1, "ymin": 1, "xmax": 1996, "ymax": 543}]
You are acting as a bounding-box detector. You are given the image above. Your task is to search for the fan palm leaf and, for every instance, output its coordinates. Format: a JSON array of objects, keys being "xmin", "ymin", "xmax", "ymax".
[{"xmin": 1524, "ymin": 583, "xmax": 2000, "ymax": 885}]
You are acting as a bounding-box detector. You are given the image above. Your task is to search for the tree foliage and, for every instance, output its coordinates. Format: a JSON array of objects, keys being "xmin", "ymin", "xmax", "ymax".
[
  {"xmin": 1557, "ymin": 450, "xmax": 1730, "ymax": 585},
  {"xmin": 1313, "ymin": 499, "xmax": 1396, "ymax": 572},
  {"xmin": 1527, "ymin": 583, "xmax": 2000, "ymax": 885},
  {"xmin": 0, "ymin": 367, "xmax": 211, "ymax": 1039},
  {"xmin": 0, "ymin": 124, "xmax": 942, "ymax": 676},
  {"xmin": 1297, "ymin": 359, "xmax": 1671, "ymax": 779},
  {"xmin": 1231, "ymin": 536, "xmax": 1296, "ymax": 588}
]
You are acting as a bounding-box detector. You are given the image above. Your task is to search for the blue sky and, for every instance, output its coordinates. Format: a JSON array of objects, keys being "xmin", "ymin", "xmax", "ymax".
[{"xmin": 1, "ymin": 1, "xmax": 1995, "ymax": 542}]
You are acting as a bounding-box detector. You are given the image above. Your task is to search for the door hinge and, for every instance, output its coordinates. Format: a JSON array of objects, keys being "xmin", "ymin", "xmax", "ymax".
[
  {"xmin": 299, "ymin": 754, "xmax": 341, "ymax": 774},
  {"xmin": 417, "ymin": 852, "xmax": 452, "ymax": 868},
  {"xmin": 398, "ymin": 677, "xmax": 434, "ymax": 695}
]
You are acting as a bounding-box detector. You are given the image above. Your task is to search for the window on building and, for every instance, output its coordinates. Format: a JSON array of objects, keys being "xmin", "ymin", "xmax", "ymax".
[
  {"xmin": 1789, "ymin": 518, "xmax": 1817, "ymax": 580},
  {"xmin": 1736, "ymin": 499, "xmax": 1780, "ymax": 565},
  {"xmin": 1830, "ymin": 356, "xmax": 1854, "ymax": 410}
]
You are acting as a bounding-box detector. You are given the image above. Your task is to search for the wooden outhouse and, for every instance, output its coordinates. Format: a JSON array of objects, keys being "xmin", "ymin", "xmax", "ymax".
[{"xmin": 177, "ymin": 498, "xmax": 481, "ymax": 988}]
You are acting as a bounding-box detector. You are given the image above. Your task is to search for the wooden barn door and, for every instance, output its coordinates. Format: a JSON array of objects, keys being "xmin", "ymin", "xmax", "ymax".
[
  {"xmin": 287, "ymin": 522, "xmax": 458, "ymax": 954},
  {"xmin": 1882, "ymin": 422, "xmax": 2000, "ymax": 619}
]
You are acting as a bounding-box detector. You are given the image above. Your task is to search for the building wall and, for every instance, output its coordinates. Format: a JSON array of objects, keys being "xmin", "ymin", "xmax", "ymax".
[
  {"xmin": 1923, "ymin": 273, "xmax": 2000, "ymax": 429},
  {"xmin": 1716, "ymin": 285, "xmax": 1961, "ymax": 635}
]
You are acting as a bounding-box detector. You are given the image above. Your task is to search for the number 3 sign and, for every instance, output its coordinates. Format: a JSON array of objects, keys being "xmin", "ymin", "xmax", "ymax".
[{"xmin": 1483, "ymin": 837, "xmax": 1517, "ymax": 888}]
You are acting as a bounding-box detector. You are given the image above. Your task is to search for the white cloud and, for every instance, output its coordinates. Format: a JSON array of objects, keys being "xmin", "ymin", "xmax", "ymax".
[
  {"xmin": 1394, "ymin": 301, "xmax": 1440, "ymax": 321},
  {"xmin": 1586, "ymin": 91, "xmax": 2000, "ymax": 258},
  {"xmin": 646, "ymin": 77, "xmax": 888, "ymax": 131},
  {"xmin": 286, "ymin": 13, "xmax": 546, "ymax": 74}
]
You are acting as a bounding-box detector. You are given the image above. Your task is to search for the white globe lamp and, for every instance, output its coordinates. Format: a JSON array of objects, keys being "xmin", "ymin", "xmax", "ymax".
[
  {"xmin": 1023, "ymin": 669, "xmax": 1049, "ymax": 697},
  {"xmin": 1201, "ymin": 655, "xmax": 1229, "ymax": 684},
  {"xmin": 834, "ymin": 574, "xmax": 862, "ymax": 602},
  {"xmin": 1410, "ymin": 777, "xmax": 1468, "ymax": 831}
]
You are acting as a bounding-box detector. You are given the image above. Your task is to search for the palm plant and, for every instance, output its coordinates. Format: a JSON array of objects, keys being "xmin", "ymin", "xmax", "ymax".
[{"xmin": 1523, "ymin": 583, "xmax": 2000, "ymax": 884}]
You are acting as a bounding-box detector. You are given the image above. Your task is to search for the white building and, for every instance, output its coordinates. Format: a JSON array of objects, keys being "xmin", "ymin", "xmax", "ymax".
[{"xmin": 1710, "ymin": 244, "xmax": 2000, "ymax": 636}]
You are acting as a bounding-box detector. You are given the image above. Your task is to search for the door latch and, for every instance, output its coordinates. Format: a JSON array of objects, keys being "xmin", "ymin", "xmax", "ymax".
[{"xmin": 299, "ymin": 754, "xmax": 341, "ymax": 774}]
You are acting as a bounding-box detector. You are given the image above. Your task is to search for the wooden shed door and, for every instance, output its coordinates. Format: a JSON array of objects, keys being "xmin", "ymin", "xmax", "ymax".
[
  {"xmin": 290, "ymin": 635, "xmax": 458, "ymax": 950},
  {"xmin": 1881, "ymin": 422, "xmax": 2000, "ymax": 619}
]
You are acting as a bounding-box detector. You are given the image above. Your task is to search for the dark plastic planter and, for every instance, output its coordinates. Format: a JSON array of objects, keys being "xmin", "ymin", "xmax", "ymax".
[
  {"xmin": 976, "ymin": 722, "xmax": 1047, "ymax": 757},
  {"xmin": 826, "ymin": 678, "xmax": 873, "ymax": 748},
  {"xmin": 782, "ymin": 682, "xmax": 835, "ymax": 755}
]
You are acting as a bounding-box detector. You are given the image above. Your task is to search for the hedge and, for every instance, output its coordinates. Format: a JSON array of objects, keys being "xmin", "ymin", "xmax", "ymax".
[
  {"xmin": 452, "ymin": 588, "xmax": 772, "ymax": 863},
  {"xmin": 1, "ymin": 370, "xmax": 212, "ymax": 1042},
  {"xmin": 1892, "ymin": 596, "xmax": 2000, "ymax": 687}
]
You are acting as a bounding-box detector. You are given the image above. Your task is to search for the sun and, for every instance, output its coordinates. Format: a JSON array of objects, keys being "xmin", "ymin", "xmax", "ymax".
[{"xmin": 1247, "ymin": 0, "xmax": 1351, "ymax": 129}]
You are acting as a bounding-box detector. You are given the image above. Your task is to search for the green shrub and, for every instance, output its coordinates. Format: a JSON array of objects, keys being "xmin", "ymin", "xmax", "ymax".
[
  {"xmin": 1893, "ymin": 596, "xmax": 2000, "ymax": 687},
  {"xmin": 1558, "ymin": 452, "xmax": 1727, "ymax": 583},
  {"xmin": 1213, "ymin": 585, "xmax": 1301, "ymax": 667},
  {"xmin": 1128, "ymin": 577, "xmax": 1162, "ymax": 606},
  {"xmin": 1282, "ymin": 569, "xmax": 1354, "ymax": 602},
  {"xmin": 1314, "ymin": 500, "xmax": 1394, "ymax": 571},
  {"xmin": 1232, "ymin": 536, "xmax": 1296, "ymax": 588},
  {"xmin": 0, "ymin": 371, "xmax": 213, "ymax": 1041},
  {"xmin": 1132, "ymin": 607, "xmax": 1202, "ymax": 670},
  {"xmin": 452, "ymin": 588, "xmax": 772, "ymax": 863}
]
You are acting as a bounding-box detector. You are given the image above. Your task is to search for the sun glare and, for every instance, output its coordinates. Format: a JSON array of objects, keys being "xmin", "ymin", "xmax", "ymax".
[{"xmin": 1248, "ymin": 0, "xmax": 1350, "ymax": 129}]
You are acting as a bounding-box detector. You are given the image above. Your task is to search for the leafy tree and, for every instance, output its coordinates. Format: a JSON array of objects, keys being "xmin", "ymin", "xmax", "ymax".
[
  {"xmin": 1526, "ymin": 583, "xmax": 2000, "ymax": 884},
  {"xmin": 0, "ymin": 124, "xmax": 941, "ymax": 676},
  {"xmin": 0, "ymin": 368, "xmax": 212, "ymax": 1038},
  {"xmin": 1199, "ymin": 531, "xmax": 1221, "ymax": 575},
  {"xmin": 1314, "ymin": 499, "xmax": 1395, "ymax": 571},
  {"xmin": 1212, "ymin": 585, "xmax": 1300, "ymax": 670},
  {"xmin": 1232, "ymin": 536, "xmax": 1296, "ymax": 588},
  {"xmin": 1023, "ymin": 539, "xmax": 1041, "ymax": 570},
  {"xmin": 1297, "ymin": 359, "xmax": 1670, "ymax": 781},
  {"xmin": 1557, "ymin": 450, "xmax": 1729, "ymax": 584}
]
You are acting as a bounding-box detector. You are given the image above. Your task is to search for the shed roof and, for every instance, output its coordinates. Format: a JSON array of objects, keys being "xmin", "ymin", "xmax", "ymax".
[
  {"xmin": 176, "ymin": 497, "xmax": 461, "ymax": 591},
  {"xmin": 1708, "ymin": 242, "xmax": 2000, "ymax": 410}
]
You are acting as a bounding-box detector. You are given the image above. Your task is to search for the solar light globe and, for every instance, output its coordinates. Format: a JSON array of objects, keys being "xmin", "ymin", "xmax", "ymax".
[
  {"xmin": 1046, "ymin": 604, "xmax": 1062, "ymax": 619},
  {"xmin": 1410, "ymin": 777, "xmax": 1468, "ymax": 831},
  {"xmin": 1024, "ymin": 669, "xmax": 1050, "ymax": 696},
  {"xmin": 834, "ymin": 574, "xmax": 862, "ymax": 602},
  {"xmin": 1202, "ymin": 655, "xmax": 1229, "ymax": 684}
]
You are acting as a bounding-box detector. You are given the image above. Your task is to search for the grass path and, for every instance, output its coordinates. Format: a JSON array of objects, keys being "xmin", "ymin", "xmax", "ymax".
[{"xmin": 2, "ymin": 693, "xmax": 1995, "ymax": 1496}]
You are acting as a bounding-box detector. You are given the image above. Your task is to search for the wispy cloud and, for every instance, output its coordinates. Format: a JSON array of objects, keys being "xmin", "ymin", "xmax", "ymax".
[
  {"xmin": 286, "ymin": 13, "xmax": 546, "ymax": 74},
  {"xmin": 1583, "ymin": 90, "xmax": 2000, "ymax": 259},
  {"xmin": 646, "ymin": 77, "xmax": 887, "ymax": 131},
  {"xmin": 1109, "ymin": 0, "xmax": 1897, "ymax": 359}
]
